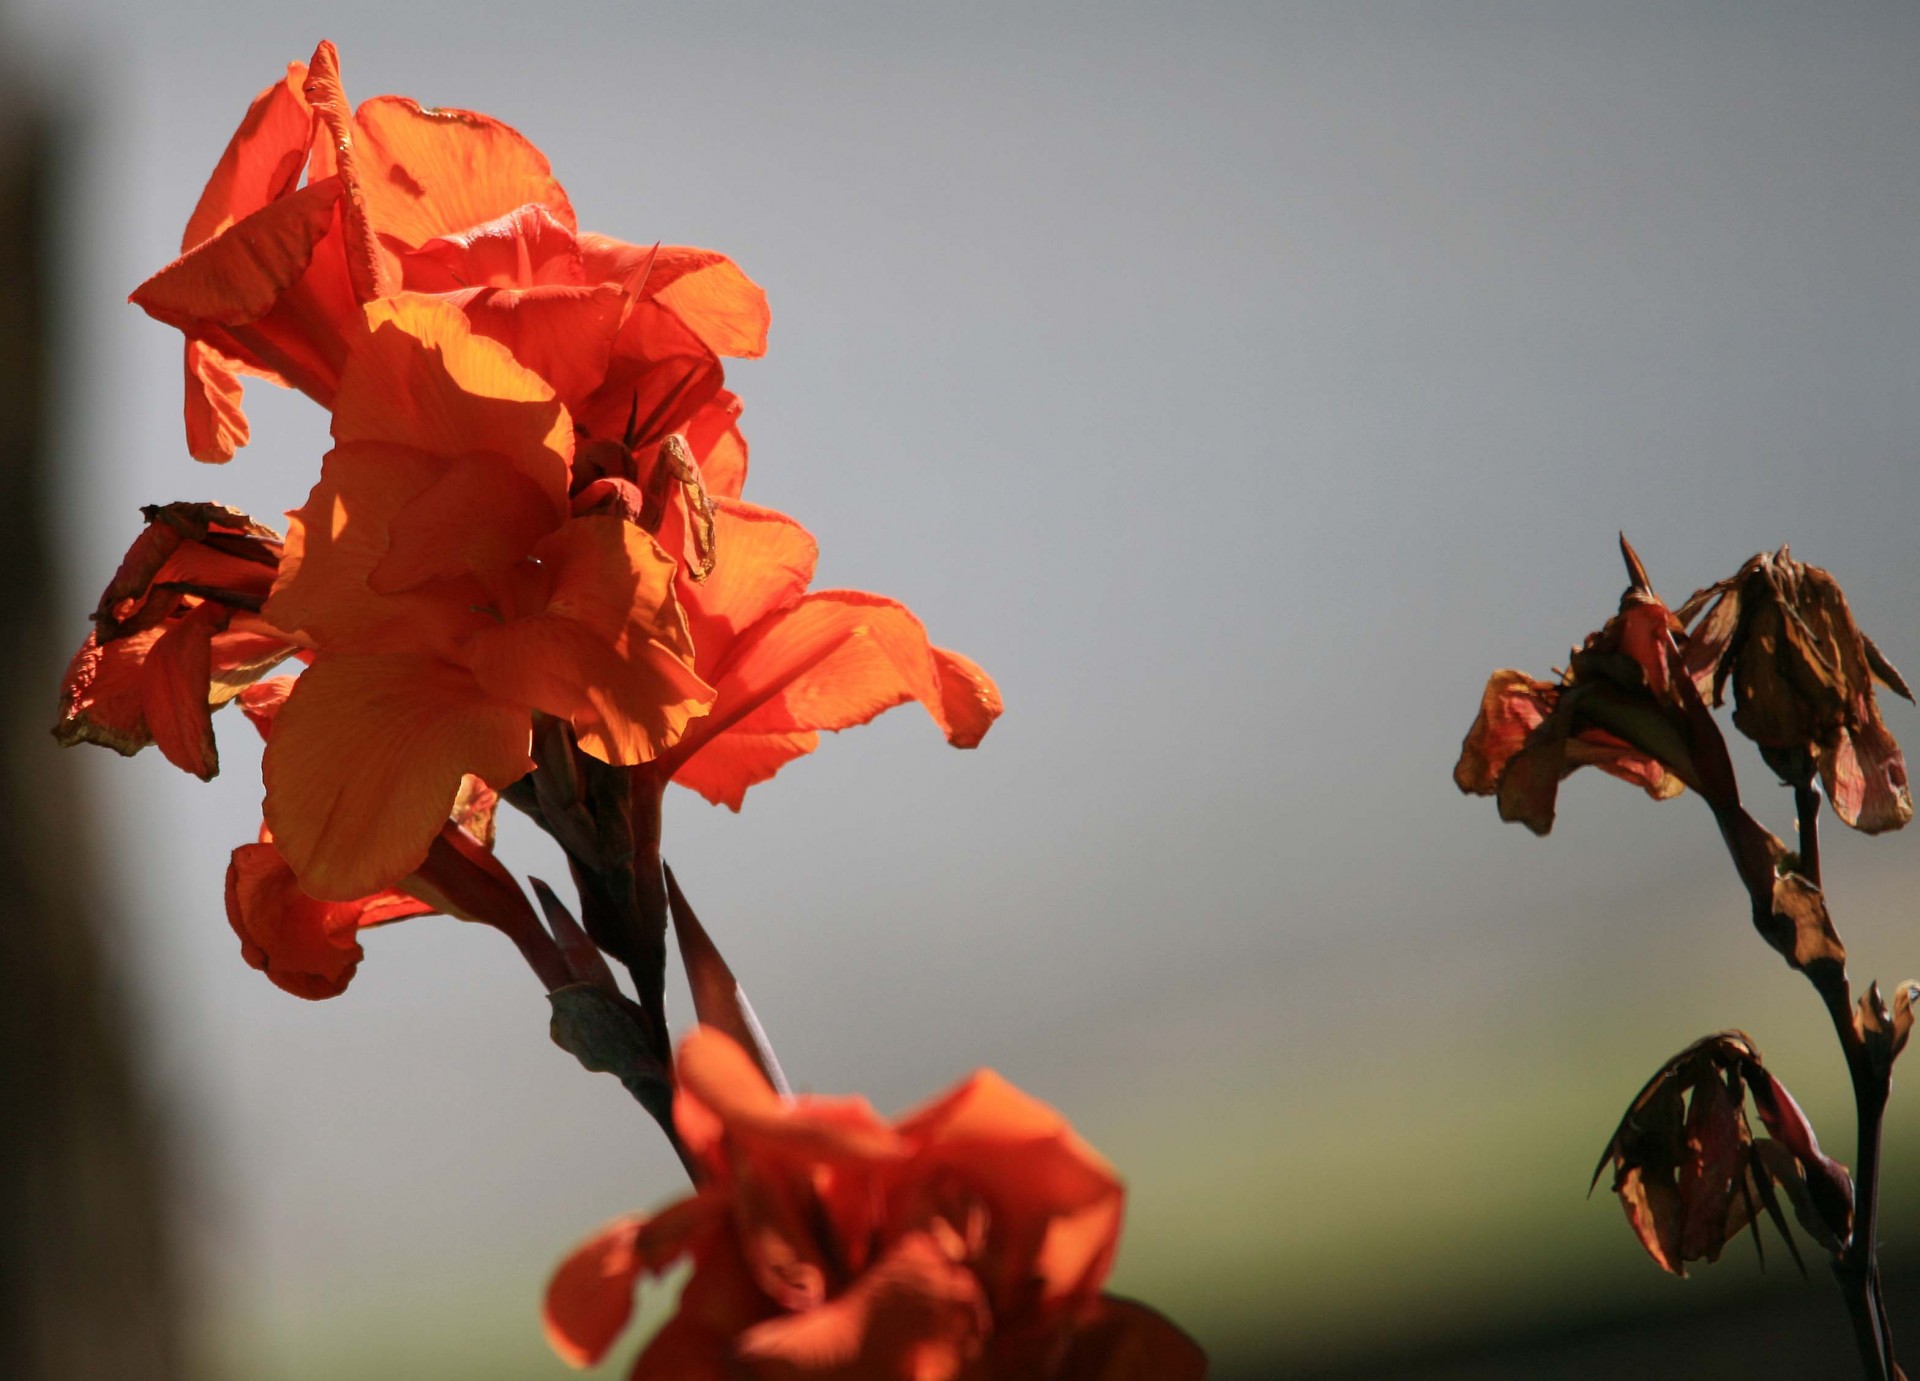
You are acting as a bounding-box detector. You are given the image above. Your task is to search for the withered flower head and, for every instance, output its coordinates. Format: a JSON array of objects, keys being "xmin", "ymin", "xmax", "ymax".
[
  {"xmin": 1679, "ymin": 548, "xmax": 1913, "ymax": 833},
  {"xmin": 1455, "ymin": 539, "xmax": 1711, "ymax": 834},
  {"xmin": 1593, "ymin": 1032, "xmax": 1852, "ymax": 1276},
  {"xmin": 54, "ymin": 502, "xmax": 297, "ymax": 780}
]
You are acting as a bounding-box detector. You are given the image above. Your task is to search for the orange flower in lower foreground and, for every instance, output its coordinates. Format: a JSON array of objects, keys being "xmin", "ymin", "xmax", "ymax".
[{"xmin": 544, "ymin": 1030, "xmax": 1205, "ymax": 1380}]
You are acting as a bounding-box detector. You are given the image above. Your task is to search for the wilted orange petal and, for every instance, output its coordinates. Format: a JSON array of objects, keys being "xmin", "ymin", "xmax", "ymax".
[
  {"xmin": 262, "ymin": 653, "xmax": 532, "ymax": 900},
  {"xmin": 142, "ymin": 603, "xmax": 224, "ymax": 780},
  {"xmin": 1453, "ymin": 669, "xmax": 1553, "ymax": 796},
  {"xmin": 331, "ymin": 296, "xmax": 573, "ymax": 482},
  {"xmin": 55, "ymin": 626, "xmax": 165, "ymax": 758},
  {"xmin": 350, "ymin": 93, "xmax": 576, "ymax": 249}
]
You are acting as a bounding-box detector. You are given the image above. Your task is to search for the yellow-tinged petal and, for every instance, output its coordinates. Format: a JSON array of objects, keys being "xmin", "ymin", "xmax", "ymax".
[
  {"xmin": 266, "ymin": 439, "xmax": 476, "ymax": 653},
  {"xmin": 263, "ymin": 653, "xmax": 532, "ymax": 899},
  {"xmin": 447, "ymin": 283, "xmax": 625, "ymax": 413},
  {"xmin": 332, "ymin": 295, "xmax": 573, "ymax": 486}
]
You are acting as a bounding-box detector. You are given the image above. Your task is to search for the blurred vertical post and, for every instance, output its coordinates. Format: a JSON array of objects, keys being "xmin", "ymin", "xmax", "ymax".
[{"xmin": 0, "ymin": 49, "xmax": 186, "ymax": 1381}]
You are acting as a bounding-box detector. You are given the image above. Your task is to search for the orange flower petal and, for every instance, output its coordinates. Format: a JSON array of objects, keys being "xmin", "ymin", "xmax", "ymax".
[
  {"xmin": 349, "ymin": 92, "xmax": 575, "ymax": 249},
  {"xmin": 334, "ymin": 293, "xmax": 572, "ymax": 460},
  {"xmin": 182, "ymin": 340, "xmax": 251, "ymax": 463},
  {"xmin": 683, "ymin": 390, "xmax": 748, "ymax": 499},
  {"xmin": 403, "ymin": 203, "xmax": 585, "ymax": 291},
  {"xmin": 675, "ymin": 1027, "xmax": 900, "ymax": 1168},
  {"xmin": 648, "ymin": 248, "xmax": 770, "ymax": 360},
  {"xmin": 630, "ymin": 1315, "xmax": 733, "ymax": 1381},
  {"xmin": 670, "ymin": 730, "xmax": 818, "ymax": 811},
  {"xmin": 180, "ymin": 61, "xmax": 314, "ymax": 252},
  {"xmin": 896, "ymin": 1071, "xmax": 1122, "ymax": 1309},
  {"xmin": 141, "ymin": 602, "xmax": 225, "ymax": 780},
  {"xmin": 370, "ymin": 450, "xmax": 567, "ymax": 595},
  {"xmin": 575, "ymin": 299, "xmax": 723, "ymax": 448},
  {"xmin": 544, "ymin": 1196, "xmax": 725, "ymax": 1369},
  {"xmin": 133, "ymin": 177, "xmax": 342, "ymax": 330},
  {"xmin": 448, "ymin": 282, "xmax": 626, "ymax": 413},
  {"xmin": 266, "ymin": 439, "xmax": 474, "ymax": 653},
  {"xmin": 225, "ymin": 839, "xmax": 432, "ymax": 999},
  {"xmin": 669, "ymin": 592, "xmax": 1002, "ymax": 795},
  {"xmin": 543, "ymin": 1214, "xmax": 648, "ymax": 1368},
  {"xmin": 262, "ymin": 653, "xmax": 532, "ymax": 899},
  {"xmin": 733, "ymin": 1232, "xmax": 988, "ymax": 1381},
  {"xmin": 462, "ymin": 516, "xmax": 711, "ymax": 764},
  {"xmin": 331, "ymin": 296, "xmax": 573, "ymax": 476},
  {"xmin": 578, "ymin": 237, "xmax": 769, "ymax": 359},
  {"xmin": 683, "ymin": 500, "xmax": 817, "ymax": 655}
]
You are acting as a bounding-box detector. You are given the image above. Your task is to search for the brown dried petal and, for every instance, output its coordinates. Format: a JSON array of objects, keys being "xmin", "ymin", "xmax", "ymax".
[
  {"xmin": 1678, "ymin": 1068, "xmax": 1750, "ymax": 1263},
  {"xmin": 1762, "ymin": 873, "xmax": 1847, "ymax": 974}
]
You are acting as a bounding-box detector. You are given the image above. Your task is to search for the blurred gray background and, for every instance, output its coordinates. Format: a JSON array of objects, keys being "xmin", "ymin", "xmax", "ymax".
[{"xmin": 5, "ymin": 1, "xmax": 1920, "ymax": 1376}]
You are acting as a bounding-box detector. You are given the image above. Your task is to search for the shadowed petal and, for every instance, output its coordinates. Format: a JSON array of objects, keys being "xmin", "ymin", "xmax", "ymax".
[
  {"xmin": 263, "ymin": 653, "xmax": 532, "ymax": 899},
  {"xmin": 225, "ymin": 839, "xmax": 432, "ymax": 999},
  {"xmin": 180, "ymin": 60, "xmax": 314, "ymax": 251}
]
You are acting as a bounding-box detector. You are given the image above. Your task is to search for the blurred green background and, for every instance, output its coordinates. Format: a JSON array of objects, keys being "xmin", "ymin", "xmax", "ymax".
[{"xmin": 5, "ymin": 2, "xmax": 1920, "ymax": 1377}]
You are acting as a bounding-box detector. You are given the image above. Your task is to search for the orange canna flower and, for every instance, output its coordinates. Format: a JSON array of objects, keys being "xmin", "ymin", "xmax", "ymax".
[
  {"xmin": 543, "ymin": 1029, "xmax": 1205, "ymax": 1380},
  {"xmin": 258, "ymin": 295, "xmax": 710, "ymax": 902},
  {"xmin": 131, "ymin": 40, "xmax": 764, "ymax": 469},
  {"xmin": 654, "ymin": 499, "xmax": 1002, "ymax": 810},
  {"xmin": 54, "ymin": 502, "xmax": 300, "ymax": 779}
]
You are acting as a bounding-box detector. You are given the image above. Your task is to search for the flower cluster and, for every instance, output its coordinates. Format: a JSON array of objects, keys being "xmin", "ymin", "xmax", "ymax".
[
  {"xmin": 58, "ymin": 39, "xmax": 1199, "ymax": 1377},
  {"xmin": 62, "ymin": 39, "xmax": 1001, "ymax": 974}
]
